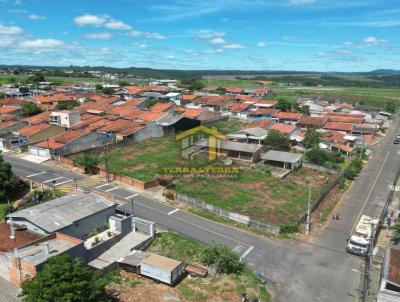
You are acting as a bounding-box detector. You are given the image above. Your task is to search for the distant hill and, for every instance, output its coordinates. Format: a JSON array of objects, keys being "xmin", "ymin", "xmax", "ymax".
[{"xmin": 368, "ymin": 69, "xmax": 400, "ymax": 75}]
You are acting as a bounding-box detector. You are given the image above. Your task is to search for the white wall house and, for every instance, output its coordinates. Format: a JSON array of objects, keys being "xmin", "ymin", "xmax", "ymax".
[{"xmin": 49, "ymin": 110, "xmax": 81, "ymax": 128}]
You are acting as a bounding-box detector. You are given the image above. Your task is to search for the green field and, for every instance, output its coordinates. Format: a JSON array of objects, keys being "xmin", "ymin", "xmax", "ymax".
[
  {"xmin": 0, "ymin": 74, "xmax": 103, "ymax": 85},
  {"xmin": 175, "ymin": 168, "xmax": 334, "ymax": 225}
]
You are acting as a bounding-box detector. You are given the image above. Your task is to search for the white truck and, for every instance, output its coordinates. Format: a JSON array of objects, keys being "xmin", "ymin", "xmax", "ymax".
[{"xmin": 346, "ymin": 215, "xmax": 379, "ymax": 256}]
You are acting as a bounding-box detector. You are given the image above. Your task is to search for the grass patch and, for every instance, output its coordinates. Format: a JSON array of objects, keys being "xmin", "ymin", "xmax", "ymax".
[
  {"xmin": 208, "ymin": 118, "xmax": 247, "ymax": 134},
  {"xmin": 0, "ymin": 204, "xmax": 10, "ymax": 222},
  {"xmin": 175, "ymin": 168, "xmax": 334, "ymax": 225},
  {"xmin": 146, "ymin": 232, "xmax": 271, "ymax": 302}
]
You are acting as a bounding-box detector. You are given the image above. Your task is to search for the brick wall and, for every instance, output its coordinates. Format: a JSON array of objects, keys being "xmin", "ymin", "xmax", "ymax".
[{"xmin": 60, "ymin": 156, "xmax": 158, "ymax": 190}]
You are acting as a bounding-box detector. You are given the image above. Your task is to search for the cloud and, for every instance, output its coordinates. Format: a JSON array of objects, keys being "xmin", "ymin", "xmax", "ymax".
[
  {"xmin": 287, "ymin": 0, "xmax": 315, "ymax": 5},
  {"xmin": 0, "ymin": 24, "xmax": 23, "ymax": 35},
  {"xmin": 318, "ymin": 49, "xmax": 352, "ymax": 57},
  {"xmin": 362, "ymin": 36, "xmax": 387, "ymax": 46},
  {"xmin": 209, "ymin": 37, "xmax": 226, "ymax": 45},
  {"xmin": 221, "ymin": 43, "xmax": 244, "ymax": 49},
  {"xmin": 84, "ymin": 32, "xmax": 111, "ymax": 40},
  {"xmin": 8, "ymin": 9, "xmax": 28, "ymax": 13},
  {"xmin": 104, "ymin": 20, "xmax": 131, "ymax": 30},
  {"xmin": 258, "ymin": 41, "xmax": 266, "ymax": 47},
  {"xmin": 197, "ymin": 31, "xmax": 225, "ymax": 39},
  {"xmin": 74, "ymin": 14, "xmax": 107, "ymax": 26},
  {"xmin": 127, "ymin": 30, "xmax": 166, "ymax": 39},
  {"xmin": 19, "ymin": 38, "xmax": 64, "ymax": 50},
  {"xmin": 28, "ymin": 14, "xmax": 46, "ymax": 20}
]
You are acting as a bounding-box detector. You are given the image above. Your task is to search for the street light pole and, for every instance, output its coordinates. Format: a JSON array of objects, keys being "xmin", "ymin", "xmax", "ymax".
[
  {"xmin": 103, "ymin": 142, "xmax": 110, "ymax": 182},
  {"xmin": 306, "ymin": 185, "xmax": 311, "ymax": 235}
]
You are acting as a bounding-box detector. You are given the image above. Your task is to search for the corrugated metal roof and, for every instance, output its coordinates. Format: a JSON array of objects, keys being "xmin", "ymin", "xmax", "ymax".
[
  {"xmin": 261, "ymin": 150, "xmax": 303, "ymax": 163},
  {"xmin": 0, "ymin": 276, "xmax": 21, "ymax": 302},
  {"xmin": 8, "ymin": 193, "xmax": 115, "ymax": 233}
]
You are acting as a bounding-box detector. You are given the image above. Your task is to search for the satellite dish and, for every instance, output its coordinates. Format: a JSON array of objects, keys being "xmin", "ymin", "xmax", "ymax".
[{"xmin": 221, "ymin": 157, "xmax": 233, "ymax": 166}]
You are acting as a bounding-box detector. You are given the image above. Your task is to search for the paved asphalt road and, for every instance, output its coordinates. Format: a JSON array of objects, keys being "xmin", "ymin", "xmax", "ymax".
[{"xmin": 3, "ymin": 117, "xmax": 400, "ymax": 301}]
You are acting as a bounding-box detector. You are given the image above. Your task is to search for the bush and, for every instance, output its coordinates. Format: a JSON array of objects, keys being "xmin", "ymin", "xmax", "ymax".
[
  {"xmin": 200, "ymin": 243, "xmax": 244, "ymax": 275},
  {"xmin": 279, "ymin": 221, "xmax": 300, "ymax": 234}
]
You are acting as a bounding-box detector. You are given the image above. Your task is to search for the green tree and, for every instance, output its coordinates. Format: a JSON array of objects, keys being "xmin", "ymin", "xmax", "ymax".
[
  {"xmin": 145, "ymin": 98, "xmax": 159, "ymax": 109},
  {"xmin": 305, "ymin": 147, "xmax": 328, "ymax": 165},
  {"xmin": 74, "ymin": 154, "xmax": 100, "ymax": 174},
  {"xmin": 303, "ymin": 129, "xmax": 320, "ymax": 149},
  {"xmin": 262, "ymin": 129, "xmax": 290, "ymax": 151},
  {"xmin": 21, "ymin": 103, "xmax": 42, "ymax": 116},
  {"xmin": 188, "ymin": 80, "xmax": 205, "ymax": 91},
  {"xmin": 21, "ymin": 254, "xmax": 110, "ymax": 302},
  {"xmin": 384, "ymin": 100, "xmax": 396, "ymax": 113},
  {"xmin": 213, "ymin": 87, "xmax": 226, "ymax": 94},
  {"xmin": 7, "ymin": 77, "xmax": 16, "ymax": 84},
  {"xmin": 19, "ymin": 87, "xmax": 30, "ymax": 94},
  {"xmin": 102, "ymin": 87, "xmax": 115, "ymax": 95},
  {"xmin": 274, "ymin": 98, "xmax": 294, "ymax": 112},
  {"xmin": 95, "ymin": 84, "xmax": 103, "ymax": 91},
  {"xmin": 118, "ymin": 80, "xmax": 129, "ymax": 86},
  {"xmin": 200, "ymin": 243, "xmax": 244, "ymax": 275},
  {"xmin": 28, "ymin": 73, "xmax": 45, "ymax": 84},
  {"xmin": 0, "ymin": 155, "xmax": 19, "ymax": 201},
  {"xmin": 299, "ymin": 105, "xmax": 310, "ymax": 115}
]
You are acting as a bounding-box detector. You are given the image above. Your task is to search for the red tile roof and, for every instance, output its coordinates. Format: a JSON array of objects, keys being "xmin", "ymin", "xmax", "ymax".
[
  {"xmin": 225, "ymin": 87, "xmax": 244, "ymax": 94},
  {"xmin": 17, "ymin": 124, "xmax": 51, "ymax": 136},
  {"xmin": 276, "ymin": 112, "xmax": 303, "ymax": 120},
  {"xmin": 138, "ymin": 111, "xmax": 167, "ymax": 122},
  {"xmin": 150, "ymin": 102, "xmax": 174, "ymax": 112},
  {"xmin": 0, "ymin": 121, "xmax": 17, "ymax": 129},
  {"xmin": 270, "ymin": 123, "xmax": 296, "ymax": 134},
  {"xmin": 327, "ymin": 116, "xmax": 364, "ymax": 123},
  {"xmin": 86, "ymin": 102, "xmax": 115, "ymax": 115},
  {"xmin": 297, "ymin": 116, "xmax": 328, "ymax": 128},
  {"xmin": 97, "ymin": 119, "xmax": 130, "ymax": 132},
  {"xmin": 245, "ymin": 119, "xmax": 274, "ymax": 130},
  {"xmin": 106, "ymin": 99, "xmax": 145, "ymax": 115},
  {"xmin": 120, "ymin": 108, "xmax": 146, "ymax": 120},
  {"xmin": 236, "ymin": 95, "xmax": 262, "ymax": 103},
  {"xmin": 323, "ymin": 122, "xmax": 354, "ymax": 132},
  {"xmin": 180, "ymin": 108, "xmax": 204, "ymax": 118},
  {"xmin": 0, "ymin": 113, "xmax": 16, "ymax": 121},
  {"xmin": 247, "ymin": 108, "xmax": 280, "ymax": 116},
  {"xmin": 327, "ymin": 112, "xmax": 365, "ymax": 118},
  {"xmin": 35, "ymin": 130, "xmax": 90, "ymax": 148},
  {"xmin": 71, "ymin": 115, "xmax": 103, "ymax": 129},
  {"xmin": 0, "ymin": 106, "xmax": 19, "ymax": 114},
  {"xmin": 331, "ymin": 143, "xmax": 353, "ymax": 153},
  {"xmin": 22, "ymin": 111, "xmax": 51, "ymax": 125},
  {"xmin": 0, "ymin": 98, "xmax": 26, "ymax": 106},
  {"xmin": 32, "ymin": 93, "xmax": 76, "ymax": 104},
  {"xmin": 83, "ymin": 119, "xmax": 110, "ymax": 131},
  {"xmin": 182, "ymin": 94, "xmax": 199, "ymax": 101},
  {"xmin": 142, "ymin": 86, "xmax": 170, "ymax": 93},
  {"xmin": 194, "ymin": 95, "xmax": 233, "ymax": 106},
  {"xmin": 254, "ymin": 99, "xmax": 277, "ymax": 107},
  {"xmin": 35, "ymin": 140, "xmax": 64, "ymax": 149},
  {"xmin": 252, "ymin": 88, "xmax": 271, "ymax": 94},
  {"xmin": 229, "ymin": 103, "xmax": 251, "ymax": 113}
]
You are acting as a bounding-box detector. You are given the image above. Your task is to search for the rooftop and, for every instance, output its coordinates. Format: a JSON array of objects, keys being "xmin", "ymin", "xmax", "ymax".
[
  {"xmin": 142, "ymin": 253, "xmax": 182, "ymax": 271},
  {"xmin": 8, "ymin": 193, "xmax": 115, "ymax": 234},
  {"xmin": 16, "ymin": 124, "xmax": 51, "ymax": 137},
  {"xmin": 261, "ymin": 150, "xmax": 303, "ymax": 163},
  {"xmin": 270, "ymin": 123, "xmax": 296, "ymax": 134}
]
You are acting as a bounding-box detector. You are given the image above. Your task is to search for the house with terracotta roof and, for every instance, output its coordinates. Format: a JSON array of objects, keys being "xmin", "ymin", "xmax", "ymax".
[
  {"xmin": 181, "ymin": 94, "xmax": 200, "ymax": 107},
  {"xmin": 296, "ymin": 116, "xmax": 328, "ymax": 129},
  {"xmin": 30, "ymin": 93, "xmax": 77, "ymax": 107},
  {"xmin": 276, "ymin": 112, "xmax": 303, "ymax": 124},
  {"xmin": 225, "ymin": 87, "xmax": 244, "ymax": 95},
  {"xmin": 228, "ymin": 103, "xmax": 253, "ymax": 119},
  {"xmin": 254, "ymin": 99, "xmax": 277, "ymax": 109},
  {"xmin": 193, "ymin": 95, "xmax": 234, "ymax": 112},
  {"xmin": 245, "ymin": 119, "xmax": 274, "ymax": 130},
  {"xmin": 270, "ymin": 123, "xmax": 297, "ymax": 135},
  {"xmin": 149, "ymin": 102, "xmax": 175, "ymax": 113},
  {"xmin": 250, "ymin": 88, "xmax": 274, "ymax": 97},
  {"xmin": 330, "ymin": 143, "xmax": 353, "ymax": 156},
  {"xmin": 29, "ymin": 130, "xmax": 102, "ymax": 157},
  {"xmin": 0, "ymin": 120, "xmax": 29, "ymax": 137},
  {"xmin": 235, "ymin": 95, "xmax": 262, "ymax": 104},
  {"xmin": 323, "ymin": 122, "xmax": 354, "ymax": 133},
  {"xmin": 0, "ymin": 98, "xmax": 26, "ymax": 107},
  {"xmin": 10, "ymin": 124, "xmax": 65, "ymax": 148},
  {"xmin": 0, "ymin": 106, "xmax": 21, "ymax": 117},
  {"xmin": 177, "ymin": 108, "xmax": 222, "ymax": 123},
  {"xmin": 247, "ymin": 108, "xmax": 280, "ymax": 120},
  {"xmin": 326, "ymin": 115, "xmax": 364, "ymax": 124}
]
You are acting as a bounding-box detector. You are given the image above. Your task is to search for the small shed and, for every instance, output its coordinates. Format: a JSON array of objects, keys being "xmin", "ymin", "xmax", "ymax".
[
  {"xmin": 261, "ymin": 150, "xmax": 303, "ymax": 170},
  {"xmin": 140, "ymin": 253, "xmax": 185, "ymax": 285}
]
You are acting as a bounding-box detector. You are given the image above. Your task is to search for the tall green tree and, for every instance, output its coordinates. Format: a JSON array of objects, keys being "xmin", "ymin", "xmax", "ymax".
[
  {"xmin": 274, "ymin": 98, "xmax": 294, "ymax": 112},
  {"xmin": 200, "ymin": 243, "xmax": 243, "ymax": 275},
  {"xmin": 262, "ymin": 129, "xmax": 290, "ymax": 151},
  {"xmin": 21, "ymin": 254, "xmax": 110, "ymax": 302},
  {"xmin": 0, "ymin": 155, "xmax": 19, "ymax": 201},
  {"xmin": 303, "ymin": 128, "xmax": 321, "ymax": 149},
  {"xmin": 21, "ymin": 103, "xmax": 42, "ymax": 116},
  {"xmin": 74, "ymin": 154, "xmax": 100, "ymax": 174}
]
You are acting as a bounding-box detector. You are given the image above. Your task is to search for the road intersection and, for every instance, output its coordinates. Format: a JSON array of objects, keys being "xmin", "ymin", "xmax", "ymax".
[{"xmin": 3, "ymin": 117, "xmax": 400, "ymax": 301}]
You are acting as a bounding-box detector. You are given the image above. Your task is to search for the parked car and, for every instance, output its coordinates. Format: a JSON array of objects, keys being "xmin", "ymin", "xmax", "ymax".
[{"xmin": 393, "ymin": 139, "xmax": 400, "ymax": 144}]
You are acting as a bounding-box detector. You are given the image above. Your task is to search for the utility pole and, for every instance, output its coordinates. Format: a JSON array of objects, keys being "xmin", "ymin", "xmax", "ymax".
[
  {"xmin": 103, "ymin": 142, "xmax": 110, "ymax": 182},
  {"xmin": 306, "ymin": 185, "xmax": 311, "ymax": 235}
]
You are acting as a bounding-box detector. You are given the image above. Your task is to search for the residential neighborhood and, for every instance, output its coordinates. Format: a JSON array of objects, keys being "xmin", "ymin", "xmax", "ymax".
[{"xmin": 0, "ymin": 1, "xmax": 400, "ymax": 302}]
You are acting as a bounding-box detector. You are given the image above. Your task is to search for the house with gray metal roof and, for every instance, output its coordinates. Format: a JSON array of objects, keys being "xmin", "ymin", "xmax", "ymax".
[
  {"xmin": 227, "ymin": 127, "xmax": 268, "ymax": 144},
  {"xmin": 261, "ymin": 150, "xmax": 303, "ymax": 170},
  {"xmin": 7, "ymin": 193, "xmax": 116, "ymax": 239}
]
